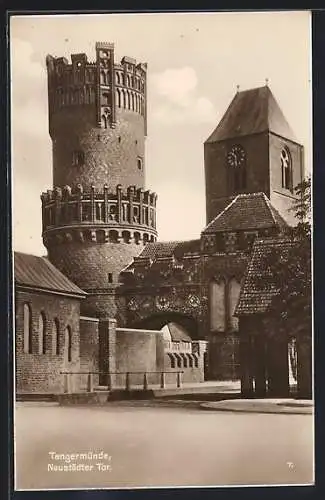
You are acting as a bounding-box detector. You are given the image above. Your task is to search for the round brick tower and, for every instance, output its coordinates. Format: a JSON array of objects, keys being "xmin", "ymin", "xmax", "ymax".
[{"xmin": 41, "ymin": 42, "xmax": 157, "ymax": 319}]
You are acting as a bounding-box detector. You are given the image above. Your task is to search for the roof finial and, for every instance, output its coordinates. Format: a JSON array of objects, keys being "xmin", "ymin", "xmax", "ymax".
[
  {"xmin": 265, "ymin": 78, "xmax": 269, "ymax": 87},
  {"xmin": 236, "ymin": 84, "xmax": 240, "ymax": 93}
]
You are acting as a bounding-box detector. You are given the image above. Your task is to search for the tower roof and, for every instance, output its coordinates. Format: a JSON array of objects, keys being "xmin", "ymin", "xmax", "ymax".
[
  {"xmin": 205, "ymin": 86, "xmax": 297, "ymax": 144},
  {"xmin": 202, "ymin": 192, "xmax": 287, "ymax": 234}
]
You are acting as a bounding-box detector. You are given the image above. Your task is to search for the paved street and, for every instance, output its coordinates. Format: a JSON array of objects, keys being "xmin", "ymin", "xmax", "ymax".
[{"xmin": 15, "ymin": 402, "xmax": 314, "ymax": 490}]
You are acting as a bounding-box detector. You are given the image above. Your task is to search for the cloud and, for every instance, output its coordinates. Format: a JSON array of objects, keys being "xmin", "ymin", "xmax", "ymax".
[
  {"xmin": 150, "ymin": 66, "xmax": 217, "ymax": 124},
  {"xmin": 151, "ymin": 66, "xmax": 198, "ymax": 106}
]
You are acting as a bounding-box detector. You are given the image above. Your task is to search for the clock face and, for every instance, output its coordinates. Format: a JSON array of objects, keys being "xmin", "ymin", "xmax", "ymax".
[{"xmin": 227, "ymin": 145, "xmax": 246, "ymax": 167}]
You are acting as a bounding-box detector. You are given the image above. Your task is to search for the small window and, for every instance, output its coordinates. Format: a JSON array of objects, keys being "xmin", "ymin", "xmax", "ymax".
[
  {"xmin": 108, "ymin": 273, "xmax": 113, "ymax": 284},
  {"xmin": 137, "ymin": 157, "xmax": 143, "ymax": 170},
  {"xmin": 72, "ymin": 150, "xmax": 84, "ymax": 166}
]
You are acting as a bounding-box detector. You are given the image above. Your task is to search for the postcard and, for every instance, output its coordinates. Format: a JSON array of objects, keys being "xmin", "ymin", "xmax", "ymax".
[{"xmin": 11, "ymin": 11, "xmax": 314, "ymax": 490}]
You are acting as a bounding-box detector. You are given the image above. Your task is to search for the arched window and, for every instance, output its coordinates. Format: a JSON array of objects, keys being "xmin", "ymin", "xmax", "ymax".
[
  {"xmin": 115, "ymin": 88, "xmax": 121, "ymax": 108},
  {"xmin": 228, "ymin": 278, "xmax": 241, "ymax": 331},
  {"xmin": 52, "ymin": 318, "xmax": 60, "ymax": 355},
  {"xmin": 65, "ymin": 326, "xmax": 72, "ymax": 362},
  {"xmin": 116, "ymin": 72, "xmax": 121, "ymax": 85},
  {"xmin": 126, "ymin": 91, "xmax": 131, "ymax": 110},
  {"xmin": 281, "ymin": 147, "xmax": 292, "ymax": 190},
  {"xmin": 102, "ymin": 114, "xmax": 108, "ymax": 129},
  {"xmin": 38, "ymin": 311, "xmax": 46, "ymax": 355},
  {"xmin": 210, "ymin": 280, "xmax": 226, "ymax": 331},
  {"xmin": 23, "ymin": 303, "xmax": 32, "ymax": 354},
  {"xmin": 168, "ymin": 353, "xmax": 176, "ymax": 369}
]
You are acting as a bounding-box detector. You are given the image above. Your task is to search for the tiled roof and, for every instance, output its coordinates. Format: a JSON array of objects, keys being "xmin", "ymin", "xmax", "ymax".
[
  {"xmin": 202, "ymin": 192, "xmax": 287, "ymax": 234},
  {"xmin": 14, "ymin": 252, "xmax": 86, "ymax": 297},
  {"xmin": 235, "ymin": 238, "xmax": 296, "ymax": 316},
  {"xmin": 205, "ymin": 86, "xmax": 297, "ymax": 144},
  {"xmin": 210, "ymin": 196, "xmax": 236, "ymax": 218},
  {"xmin": 139, "ymin": 240, "xmax": 201, "ymax": 260}
]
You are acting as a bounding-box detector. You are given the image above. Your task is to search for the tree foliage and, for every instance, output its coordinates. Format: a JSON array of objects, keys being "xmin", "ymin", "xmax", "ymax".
[{"xmin": 259, "ymin": 177, "xmax": 312, "ymax": 339}]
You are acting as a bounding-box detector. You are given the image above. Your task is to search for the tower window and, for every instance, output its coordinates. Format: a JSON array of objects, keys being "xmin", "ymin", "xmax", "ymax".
[
  {"xmin": 281, "ymin": 147, "xmax": 292, "ymax": 190},
  {"xmin": 137, "ymin": 157, "xmax": 143, "ymax": 170},
  {"xmin": 108, "ymin": 273, "xmax": 113, "ymax": 284},
  {"xmin": 72, "ymin": 150, "xmax": 84, "ymax": 166}
]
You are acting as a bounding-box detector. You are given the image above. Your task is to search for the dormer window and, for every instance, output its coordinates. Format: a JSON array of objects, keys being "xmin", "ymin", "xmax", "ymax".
[
  {"xmin": 72, "ymin": 150, "xmax": 84, "ymax": 166},
  {"xmin": 281, "ymin": 147, "xmax": 292, "ymax": 190}
]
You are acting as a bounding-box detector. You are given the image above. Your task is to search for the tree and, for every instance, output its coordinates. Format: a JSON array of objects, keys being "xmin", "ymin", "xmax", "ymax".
[
  {"xmin": 252, "ymin": 177, "xmax": 312, "ymax": 397},
  {"xmin": 261, "ymin": 176, "xmax": 312, "ymax": 338}
]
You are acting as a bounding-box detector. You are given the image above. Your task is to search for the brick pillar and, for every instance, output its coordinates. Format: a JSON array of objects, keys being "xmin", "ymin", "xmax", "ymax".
[{"xmin": 98, "ymin": 318, "xmax": 117, "ymax": 388}]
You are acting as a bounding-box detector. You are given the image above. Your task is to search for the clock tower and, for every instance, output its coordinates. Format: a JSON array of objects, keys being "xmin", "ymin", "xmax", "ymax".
[{"xmin": 204, "ymin": 85, "xmax": 304, "ymax": 225}]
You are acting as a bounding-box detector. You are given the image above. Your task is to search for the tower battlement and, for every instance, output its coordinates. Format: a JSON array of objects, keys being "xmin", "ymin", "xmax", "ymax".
[
  {"xmin": 46, "ymin": 43, "xmax": 147, "ymax": 132},
  {"xmin": 41, "ymin": 183, "xmax": 157, "ymax": 237}
]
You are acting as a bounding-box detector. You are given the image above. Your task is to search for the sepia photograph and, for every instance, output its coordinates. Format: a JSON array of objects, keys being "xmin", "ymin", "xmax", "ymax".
[{"xmin": 11, "ymin": 11, "xmax": 313, "ymax": 490}]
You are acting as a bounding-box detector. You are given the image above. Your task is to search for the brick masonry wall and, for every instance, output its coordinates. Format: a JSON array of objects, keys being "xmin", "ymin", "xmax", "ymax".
[
  {"xmin": 51, "ymin": 107, "xmax": 145, "ymax": 192},
  {"xmin": 48, "ymin": 241, "xmax": 142, "ymax": 290},
  {"xmin": 15, "ymin": 289, "xmax": 81, "ymax": 393},
  {"xmin": 80, "ymin": 316, "xmax": 99, "ymax": 387},
  {"xmin": 48, "ymin": 241, "xmax": 143, "ymax": 319},
  {"xmin": 204, "ymin": 133, "xmax": 270, "ymax": 224}
]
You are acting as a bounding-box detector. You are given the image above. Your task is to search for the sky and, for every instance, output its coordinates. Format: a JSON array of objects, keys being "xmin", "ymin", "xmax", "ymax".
[{"xmin": 10, "ymin": 11, "xmax": 312, "ymax": 256}]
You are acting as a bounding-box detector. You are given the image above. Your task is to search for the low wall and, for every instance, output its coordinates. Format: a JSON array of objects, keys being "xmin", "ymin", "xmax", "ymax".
[
  {"xmin": 80, "ymin": 316, "xmax": 100, "ymax": 388},
  {"xmin": 115, "ymin": 327, "xmax": 164, "ymax": 386}
]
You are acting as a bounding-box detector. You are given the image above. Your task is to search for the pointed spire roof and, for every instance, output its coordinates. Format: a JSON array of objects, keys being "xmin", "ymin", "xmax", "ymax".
[{"xmin": 205, "ymin": 86, "xmax": 297, "ymax": 144}]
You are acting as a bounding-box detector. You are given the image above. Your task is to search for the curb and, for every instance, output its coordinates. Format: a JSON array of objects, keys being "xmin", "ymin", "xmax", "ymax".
[{"xmin": 200, "ymin": 402, "xmax": 313, "ymax": 415}]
